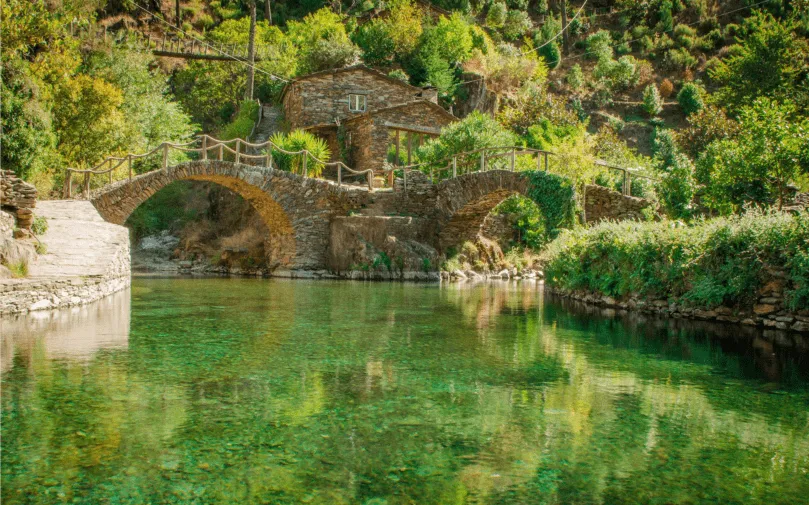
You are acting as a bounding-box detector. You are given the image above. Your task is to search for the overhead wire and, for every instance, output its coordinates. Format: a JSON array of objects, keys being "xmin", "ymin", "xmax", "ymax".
[{"xmin": 132, "ymin": 2, "xmax": 289, "ymax": 82}]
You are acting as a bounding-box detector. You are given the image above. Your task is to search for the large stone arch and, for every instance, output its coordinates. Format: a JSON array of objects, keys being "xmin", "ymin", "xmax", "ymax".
[{"xmin": 91, "ymin": 160, "xmax": 366, "ymax": 271}]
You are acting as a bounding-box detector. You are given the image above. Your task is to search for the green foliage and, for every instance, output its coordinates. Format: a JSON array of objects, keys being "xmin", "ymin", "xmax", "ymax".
[
  {"xmin": 593, "ymin": 55, "xmax": 640, "ymax": 91},
  {"xmin": 353, "ymin": 19, "xmax": 396, "ymax": 65},
  {"xmin": 220, "ymin": 100, "xmax": 259, "ymax": 140},
  {"xmin": 416, "ymin": 111, "xmax": 517, "ymax": 172},
  {"xmin": 502, "ymin": 10, "xmax": 532, "ymax": 41},
  {"xmin": 126, "ymin": 181, "xmax": 199, "ymax": 240},
  {"xmin": 498, "ymin": 81, "xmax": 583, "ymax": 137},
  {"xmin": 486, "ymin": 2, "xmax": 507, "ymax": 28},
  {"xmin": 663, "ymin": 47, "xmax": 697, "ymax": 70},
  {"xmin": 269, "ymin": 130, "xmax": 331, "ymax": 177},
  {"xmin": 567, "ymin": 64, "xmax": 584, "ymax": 90},
  {"xmin": 535, "ymin": 17, "xmax": 563, "ymax": 68},
  {"xmin": 5, "ymin": 260, "xmax": 29, "ymax": 278},
  {"xmin": 525, "ymin": 120, "xmax": 585, "ymax": 151},
  {"xmin": 543, "ymin": 210, "xmax": 809, "ymax": 310},
  {"xmin": 493, "ymin": 195, "xmax": 547, "ymax": 248},
  {"xmin": 677, "ymin": 82, "xmax": 704, "ymax": 116},
  {"xmin": 709, "ymin": 12, "xmax": 808, "ymax": 113},
  {"xmin": 695, "ymin": 98, "xmax": 809, "ymax": 212},
  {"xmin": 31, "ymin": 216, "xmax": 48, "ymax": 236},
  {"xmin": 372, "ymin": 251, "xmax": 393, "ymax": 272},
  {"xmin": 287, "ymin": 8, "xmax": 359, "ymax": 74},
  {"xmin": 522, "ymin": 170, "xmax": 577, "ymax": 238},
  {"xmin": 642, "ymin": 84, "xmax": 663, "ymax": 117},
  {"xmin": 585, "ymin": 30, "xmax": 613, "ymax": 60},
  {"xmin": 387, "ymin": 69, "xmax": 410, "ymax": 82}
]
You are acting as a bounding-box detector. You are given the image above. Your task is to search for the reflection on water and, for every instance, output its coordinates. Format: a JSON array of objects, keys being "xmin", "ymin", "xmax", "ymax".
[
  {"xmin": 2, "ymin": 278, "xmax": 808, "ymax": 505},
  {"xmin": 0, "ymin": 289, "xmax": 130, "ymax": 374}
]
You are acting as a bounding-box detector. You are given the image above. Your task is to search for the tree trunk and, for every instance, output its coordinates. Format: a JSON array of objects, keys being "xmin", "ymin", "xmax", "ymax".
[
  {"xmin": 175, "ymin": 0, "xmax": 181, "ymax": 27},
  {"xmin": 245, "ymin": 1, "xmax": 257, "ymax": 100},
  {"xmin": 264, "ymin": 0, "xmax": 272, "ymax": 24},
  {"xmin": 560, "ymin": 0, "xmax": 570, "ymax": 56}
]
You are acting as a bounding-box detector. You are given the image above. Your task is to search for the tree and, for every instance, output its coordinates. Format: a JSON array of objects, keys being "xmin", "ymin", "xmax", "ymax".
[
  {"xmin": 245, "ymin": 1, "xmax": 257, "ymax": 100},
  {"xmin": 642, "ymin": 84, "xmax": 662, "ymax": 117},
  {"xmin": 677, "ymin": 82, "xmax": 704, "ymax": 116},
  {"xmin": 287, "ymin": 8, "xmax": 359, "ymax": 73},
  {"xmin": 709, "ymin": 12, "xmax": 808, "ymax": 113},
  {"xmin": 696, "ymin": 98, "xmax": 809, "ymax": 211}
]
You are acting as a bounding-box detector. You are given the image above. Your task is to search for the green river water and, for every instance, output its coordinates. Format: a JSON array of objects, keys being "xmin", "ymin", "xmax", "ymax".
[{"xmin": 2, "ymin": 278, "xmax": 809, "ymax": 504}]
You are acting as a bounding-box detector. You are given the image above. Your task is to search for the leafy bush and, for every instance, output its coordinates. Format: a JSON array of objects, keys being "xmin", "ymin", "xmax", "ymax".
[
  {"xmin": 567, "ymin": 64, "xmax": 584, "ymax": 90},
  {"xmin": 659, "ymin": 78, "xmax": 674, "ymax": 97},
  {"xmin": 220, "ymin": 100, "xmax": 259, "ymax": 141},
  {"xmin": 676, "ymin": 82, "xmax": 704, "ymax": 115},
  {"xmin": 502, "ymin": 10, "xmax": 532, "ymax": 41},
  {"xmin": 486, "ymin": 2, "xmax": 507, "ymax": 28},
  {"xmin": 663, "ymin": 47, "xmax": 697, "ymax": 70},
  {"xmin": 542, "ymin": 210, "xmax": 809, "ymax": 310},
  {"xmin": 585, "ymin": 30, "xmax": 613, "ymax": 60},
  {"xmin": 287, "ymin": 8, "xmax": 359, "ymax": 73},
  {"xmin": 31, "ymin": 216, "xmax": 48, "ymax": 236},
  {"xmin": 673, "ymin": 24, "xmax": 697, "ymax": 48},
  {"xmin": 269, "ymin": 130, "xmax": 331, "ymax": 177},
  {"xmin": 642, "ymin": 84, "xmax": 663, "ymax": 117},
  {"xmin": 387, "ymin": 69, "xmax": 410, "ymax": 82}
]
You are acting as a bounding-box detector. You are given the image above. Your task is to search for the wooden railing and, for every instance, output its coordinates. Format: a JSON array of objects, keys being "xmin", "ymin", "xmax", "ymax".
[
  {"xmin": 385, "ymin": 146, "xmax": 657, "ymax": 196},
  {"xmin": 63, "ymin": 134, "xmax": 375, "ymax": 199}
]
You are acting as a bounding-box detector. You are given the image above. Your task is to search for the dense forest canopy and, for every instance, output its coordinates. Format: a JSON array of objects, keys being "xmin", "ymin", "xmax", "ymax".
[{"xmin": 2, "ymin": 0, "xmax": 808, "ymax": 222}]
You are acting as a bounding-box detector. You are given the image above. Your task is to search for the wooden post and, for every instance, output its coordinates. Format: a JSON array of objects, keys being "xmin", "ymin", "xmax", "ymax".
[
  {"xmin": 266, "ymin": 148, "xmax": 272, "ymax": 169},
  {"xmin": 162, "ymin": 143, "xmax": 169, "ymax": 169},
  {"xmin": 544, "ymin": 152, "xmax": 549, "ymax": 171},
  {"xmin": 302, "ymin": 152, "xmax": 307, "ymax": 177},
  {"xmin": 128, "ymin": 155, "xmax": 133, "ymax": 180},
  {"xmin": 403, "ymin": 168, "xmax": 408, "ymax": 193},
  {"xmin": 480, "ymin": 151, "xmax": 485, "ymax": 172},
  {"xmin": 395, "ymin": 130, "xmax": 400, "ymax": 166},
  {"xmin": 337, "ymin": 165, "xmax": 342, "ymax": 187},
  {"xmin": 537, "ymin": 152, "xmax": 542, "ymax": 171},
  {"xmin": 452, "ymin": 157, "xmax": 457, "ymax": 178},
  {"xmin": 407, "ymin": 132, "xmax": 412, "ymax": 165},
  {"xmin": 624, "ymin": 171, "xmax": 631, "ymax": 196},
  {"xmin": 235, "ymin": 140, "xmax": 241, "ymax": 164},
  {"xmin": 65, "ymin": 170, "xmax": 72, "ymax": 198},
  {"xmin": 367, "ymin": 170, "xmax": 373, "ymax": 191},
  {"xmin": 510, "ymin": 149, "xmax": 515, "ymax": 171},
  {"xmin": 201, "ymin": 136, "xmax": 208, "ymax": 160},
  {"xmin": 108, "ymin": 160, "xmax": 113, "ymax": 184},
  {"xmin": 83, "ymin": 173, "xmax": 90, "ymax": 198}
]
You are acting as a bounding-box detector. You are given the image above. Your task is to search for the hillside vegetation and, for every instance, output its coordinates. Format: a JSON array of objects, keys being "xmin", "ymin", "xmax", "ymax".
[{"xmin": 2, "ymin": 0, "xmax": 808, "ymax": 259}]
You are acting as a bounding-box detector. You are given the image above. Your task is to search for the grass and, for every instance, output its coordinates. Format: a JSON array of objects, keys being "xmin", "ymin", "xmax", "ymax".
[{"xmin": 5, "ymin": 260, "xmax": 29, "ymax": 278}]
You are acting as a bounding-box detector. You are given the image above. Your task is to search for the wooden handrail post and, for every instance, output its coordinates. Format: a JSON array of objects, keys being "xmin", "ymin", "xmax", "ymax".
[
  {"xmin": 452, "ymin": 157, "xmax": 457, "ymax": 178},
  {"xmin": 302, "ymin": 152, "xmax": 308, "ymax": 177},
  {"xmin": 201, "ymin": 136, "xmax": 208, "ymax": 160},
  {"xmin": 162, "ymin": 143, "xmax": 169, "ymax": 169},
  {"xmin": 536, "ymin": 152, "xmax": 542, "ymax": 171},
  {"xmin": 367, "ymin": 170, "xmax": 373, "ymax": 191},
  {"xmin": 480, "ymin": 151, "xmax": 485, "ymax": 172},
  {"xmin": 337, "ymin": 165, "xmax": 342, "ymax": 187},
  {"xmin": 544, "ymin": 152, "xmax": 549, "ymax": 172},
  {"xmin": 266, "ymin": 148, "xmax": 272, "ymax": 169},
  {"xmin": 65, "ymin": 170, "xmax": 72, "ymax": 198},
  {"xmin": 83, "ymin": 173, "xmax": 90, "ymax": 199},
  {"xmin": 510, "ymin": 149, "xmax": 515, "ymax": 171},
  {"xmin": 403, "ymin": 168, "xmax": 408, "ymax": 193},
  {"xmin": 128, "ymin": 155, "xmax": 133, "ymax": 180},
  {"xmin": 625, "ymin": 171, "xmax": 631, "ymax": 196},
  {"xmin": 218, "ymin": 143, "xmax": 223, "ymax": 161},
  {"xmin": 108, "ymin": 159, "xmax": 113, "ymax": 184},
  {"xmin": 235, "ymin": 139, "xmax": 241, "ymax": 164}
]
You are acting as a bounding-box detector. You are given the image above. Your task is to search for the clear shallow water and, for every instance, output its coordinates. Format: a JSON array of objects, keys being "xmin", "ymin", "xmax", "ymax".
[{"xmin": 2, "ymin": 278, "xmax": 809, "ymax": 505}]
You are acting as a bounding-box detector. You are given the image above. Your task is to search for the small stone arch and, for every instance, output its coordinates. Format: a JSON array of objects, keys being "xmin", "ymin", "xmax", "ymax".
[
  {"xmin": 91, "ymin": 160, "xmax": 357, "ymax": 271},
  {"xmin": 434, "ymin": 170, "xmax": 576, "ymax": 252}
]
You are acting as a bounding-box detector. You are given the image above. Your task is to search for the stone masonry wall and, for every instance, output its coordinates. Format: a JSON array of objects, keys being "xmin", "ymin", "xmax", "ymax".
[
  {"xmin": 0, "ymin": 233, "xmax": 130, "ymax": 315},
  {"xmin": 283, "ymin": 66, "xmax": 435, "ymax": 129},
  {"xmin": 1, "ymin": 170, "xmax": 38, "ymax": 231},
  {"xmin": 584, "ymin": 184, "xmax": 650, "ymax": 223}
]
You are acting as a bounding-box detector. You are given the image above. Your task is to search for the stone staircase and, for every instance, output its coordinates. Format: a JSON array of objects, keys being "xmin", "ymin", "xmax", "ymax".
[{"xmin": 250, "ymin": 105, "xmax": 282, "ymax": 149}]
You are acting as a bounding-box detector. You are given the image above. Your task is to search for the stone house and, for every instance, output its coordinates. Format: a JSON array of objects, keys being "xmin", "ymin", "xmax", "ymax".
[{"xmin": 280, "ymin": 65, "xmax": 457, "ymax": 173}]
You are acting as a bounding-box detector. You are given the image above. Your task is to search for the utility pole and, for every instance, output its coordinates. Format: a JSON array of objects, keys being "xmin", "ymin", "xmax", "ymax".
[
  {"xmin": 175, "ymin": 0, "xmax": 180, "ymax": 27},
  {"xmin": 245, "ymin": 1, "xmax": 257, "ymax": 100},
  {"xmin": 560, "ymin": 0, "xmax": 570, "ymax": 55},
  {"xmin": 264, "ymin": 0, "xmax": 272, "ymax": 25}
]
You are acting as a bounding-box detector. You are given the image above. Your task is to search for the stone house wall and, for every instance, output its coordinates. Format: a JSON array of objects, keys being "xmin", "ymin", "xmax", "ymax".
[
  {"xmin": 343, "ymin": 101, "xmax": 456, "ymax": 172},
  {"xmin": 282, "ymin": 66, "xmax": 437, "ymax": 129}
]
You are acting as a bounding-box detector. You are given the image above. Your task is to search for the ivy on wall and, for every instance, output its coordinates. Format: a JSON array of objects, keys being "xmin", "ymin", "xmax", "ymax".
[{"xmin": 523, "ymin": 170, "xmax": 577, "ymax": 238}]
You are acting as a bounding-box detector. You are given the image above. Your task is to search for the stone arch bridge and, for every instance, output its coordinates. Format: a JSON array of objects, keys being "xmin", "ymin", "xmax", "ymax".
[{"xmin": 90, "ymin": 160, "xmax": 648, "ymax": 273}]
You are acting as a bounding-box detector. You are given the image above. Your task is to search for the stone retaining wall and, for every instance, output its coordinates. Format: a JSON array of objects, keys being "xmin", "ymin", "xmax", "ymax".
[
  {"xmin": 546, "ymin": 283, "xmax": 809, "ymax": 335},
  {"xmin": 1, "ymin": 170, "xmax": 38, "ymax": 231},
  {"xmin": 584, "ymin": 184, "xmax": 650, "ymax": 223}
]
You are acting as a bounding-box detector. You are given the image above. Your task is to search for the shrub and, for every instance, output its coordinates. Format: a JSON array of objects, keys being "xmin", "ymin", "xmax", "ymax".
[
  {"xmin": 387, "ymin": 69, "xmax": 409, "ymax": 82},
  {"xmin": 486, "ymin": 2, "xmax": 507, "ymax": 28},
  {"xmin": 269, "ymin": 130, "xmax": 331, "ymax": 177},
  {"xmin": 585, "ymin": 30, "xmax": 613, "ymax": 60},
  {"xmin": 31, "ymin": 216, "xmax": 48, "ymax": 236},
  {"xmin": 642, "ymin": 84, "xmax": 663, "ymax": 117},
  {"xmin": 659, "ymin": 78, "xmax": 674, "ymax": 97},
  {"xmin": 6, "ymin": 260, "xmax": 28, "ymax": 278},
  {"xmin": 677, "ymin": 82, "xmax": 704, "ymax": 115},
  {"xmin": 663, "ymin": 47, "xmax": 697, "ymax": 70},
  {"xmin": 567, "ymin": 64, "xmax": 584, "ymax": 90},
  {"xmin": 673, "ymin": 24, "xmax": 697, "ymax": 48},
  {"xmin": 542, "ymin": 210, "xmax": 809, "ymax": 310},
  {"xmin": 502, "ymin": 9, "xmax": 532, "ymax": 41}
]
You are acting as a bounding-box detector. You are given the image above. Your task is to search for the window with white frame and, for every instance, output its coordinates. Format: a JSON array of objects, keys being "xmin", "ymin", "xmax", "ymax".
[{"xmin": 348, "ymin": 94, "xmax": 366, "ymax": 112}]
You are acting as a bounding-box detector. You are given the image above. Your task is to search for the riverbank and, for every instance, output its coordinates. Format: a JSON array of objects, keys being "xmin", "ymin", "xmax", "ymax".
[
  {"xmin": 0, "ymin": 201, "xmax": 130, "ymax": 315},
  {"xmin": 541, "ymin": 211, "xmax": 809, "ymax": 334}
]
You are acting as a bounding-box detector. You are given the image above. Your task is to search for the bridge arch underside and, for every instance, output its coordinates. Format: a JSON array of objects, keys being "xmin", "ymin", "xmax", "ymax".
[
  {"xmin": 436, "ymin": 171, "xmax": 535, "ymax": 252},
  {"xmin": 91, "ymin": 161, "xmax": 334, "ymax": 271}
]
